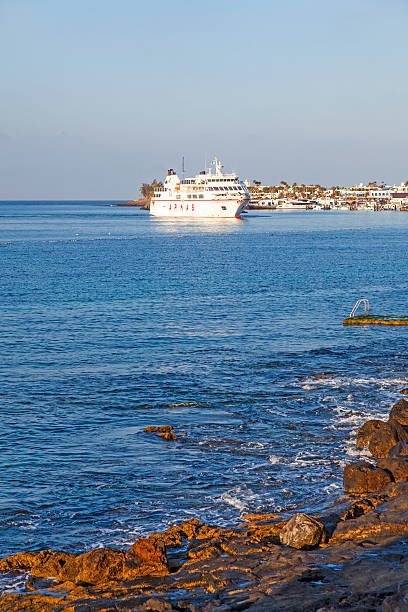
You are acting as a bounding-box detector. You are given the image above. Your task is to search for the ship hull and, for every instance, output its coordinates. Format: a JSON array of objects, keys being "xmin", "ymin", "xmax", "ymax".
[{"xmin": 150, "ymin": 198, "xmax": 249, "ymax": 218}]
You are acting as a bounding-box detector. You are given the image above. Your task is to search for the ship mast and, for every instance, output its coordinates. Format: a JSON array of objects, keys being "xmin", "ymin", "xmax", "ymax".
[{"xmin": 208, "ymin": 157, "xmax": 223, "ymax": 176}]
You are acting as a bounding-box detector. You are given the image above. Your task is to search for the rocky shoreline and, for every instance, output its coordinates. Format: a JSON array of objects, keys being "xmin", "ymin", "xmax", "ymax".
[
  {"xmin": 2, "ymin": 394, "xmax": 408, "ymax": 611},
  {"xmin": 111, "ymin": 199, "xmax": 149, "ymax": 209}
]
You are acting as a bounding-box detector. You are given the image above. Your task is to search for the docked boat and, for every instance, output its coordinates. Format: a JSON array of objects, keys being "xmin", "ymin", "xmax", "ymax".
[
  {"xmin": 150, "ymin": 158, "xmax": 250, "ymax": 218},
  {"xmin": 275, "ymin": 200, "xmax": 308, "ymax": 210}
]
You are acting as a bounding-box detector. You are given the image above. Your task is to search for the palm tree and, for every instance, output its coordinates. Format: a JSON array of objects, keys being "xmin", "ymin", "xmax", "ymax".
[{"xmin": 140, "ymin": 179, "xmax": 163, "ymax": 203}]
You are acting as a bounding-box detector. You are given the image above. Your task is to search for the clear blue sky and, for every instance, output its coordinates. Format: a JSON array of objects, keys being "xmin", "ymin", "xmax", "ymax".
[{"xmin": 1, "ymin": 0, "xmax": 407, "ymax": 198}]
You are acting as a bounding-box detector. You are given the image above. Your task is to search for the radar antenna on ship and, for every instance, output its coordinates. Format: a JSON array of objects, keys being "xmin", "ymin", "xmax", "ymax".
[{"xmin": 208, "ymin": 157, "xmax": 223, "ymax": 176}]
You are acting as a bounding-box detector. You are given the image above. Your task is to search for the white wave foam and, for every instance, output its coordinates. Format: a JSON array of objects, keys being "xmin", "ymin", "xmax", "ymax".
[
  {"xmin": 167, "ymin": 402, "xmax": 199, "ymax": 407},
  {"xmin": 290, "ymin": 452, "xmax": 330, "ymax": 467},
  {"xmin": 268, "ymin": 455, "xmax": 281, "ymax": 465},
  {"xmin": 323, "ymin": 482, "xmax": 341, "ymax": 495},
  {"xmin": 0, "ymin": 571, "xmax": 30, "ymax": 594},
  {"xmin": 336, "ymin": 414, "xmax": 365, "ymax": 427},
  {"xmin": 244, "ymin": 442, "xmax": 266, "ymax": 449},
  {"xmin": 343, "ymin": 440, "xmax": 373, "ymax": 459},
  {"xmin": 297, "ymin": 375, "xmax": 408, "ymax": 390},
  {"xmin": 220, "ymin": 492, "xmax": 247, "ymax": 512}
]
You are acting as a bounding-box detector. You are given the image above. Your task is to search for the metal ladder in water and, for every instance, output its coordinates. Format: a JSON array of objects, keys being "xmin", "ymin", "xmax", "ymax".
[{"xmin": 349, "ymin": 298, "xmax": 370, "ymax": 318}]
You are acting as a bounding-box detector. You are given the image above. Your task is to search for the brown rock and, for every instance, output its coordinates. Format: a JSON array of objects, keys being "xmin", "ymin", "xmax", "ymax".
[
  {"xmin": 0, "ymin": 538, "xmax": 168, "ymax": 586},
  {"xmin": 73, "ymin": 538, "xmax": 169, "ymax": 584},
  {"xmin": 331, "ymin": 491, "xmax": 408, "ymax": 542},
  {"xmin": 279, "ymin": 513, "xmax": 324, "ymax": 549},
  {"xmin": 340, "ymin": 497, "xmax": 379, "ymax": 520},
  {"xmin": 355, "ymin": 419, "xmax": 384, "ymax": 447},
  {"xmin": 383, "ymin": 481, "xmax": 408, "ymax": 497},
  {"xmin": 30, "ymin": 550, "xmax": 77, "ymax": 581},
  {"xmin": 127, "ymin": 536, "xmax": 169, "ymax": 576},
  {"xmin": 158, "ymin": 431, "xmax": 178, "ymax": 441},
  {"xmin": 389, "ymin": 399, "xmax": 408, "ymax": 426},
  {"xmin": 0, "ymin": 550, "xmax": 77, "ymax": 582},
  {"xmin": 0, "ymin": 593, "xmax": 58, "ymax": 611},
  {"xmin": 0, "ymin": 551, "xmax": 40, "ymax": 573},
  {"xmin": 388, "ymin": 441, "xmax": 408, "ymax": 457},
  {"xmin": 144, "ymin": 598, "xmax": 174, "ymax": 611},
  {"xmin": 148, "ymin": 519, "xmax": 220, "ymax": 550},
  {"xmin": 242, "ymin": 512, "xmax": 282, "ymax": 522},
  {"xmin": 368, "ymin": 419, "xmax": 408, "ymax": 458},
  {"xmin": 382, "ymin": 583, "xmax": 408, "ymax": 611},
  {"xmin": 74, "ymin": 547, "xmax": 130, "ymax": 584},
  {"xmin": 343, "ymin": 461, "xmax": 393, "ymax": 493},
  {"xmin": 401, "ymin": 388, "xmax": 408, "ymax": 395},
  {"xmin": 378, "ymin": 457, "xmax": 408, "ymax": 482},
  {"xmin": 144, "ymin": 425, "xmax": 174, "ymax": 433}
]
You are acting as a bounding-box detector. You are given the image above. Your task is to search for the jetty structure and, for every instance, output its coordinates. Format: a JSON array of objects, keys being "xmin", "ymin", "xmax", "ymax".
[{"xmin": 343, "ymin": 299, "xmax": 408, "ymax": 326}]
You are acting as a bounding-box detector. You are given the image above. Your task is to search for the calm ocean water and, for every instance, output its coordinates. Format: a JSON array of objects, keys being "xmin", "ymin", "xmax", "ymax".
[{"xmin": 1, "ymin": 202, "xmax": 408, "ymax": 561}]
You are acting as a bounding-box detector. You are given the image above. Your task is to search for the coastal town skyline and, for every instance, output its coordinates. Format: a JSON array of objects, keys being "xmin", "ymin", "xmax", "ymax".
[{"xmin": 1, "ymin": 0, "xmax": 407, "ymax": 199}]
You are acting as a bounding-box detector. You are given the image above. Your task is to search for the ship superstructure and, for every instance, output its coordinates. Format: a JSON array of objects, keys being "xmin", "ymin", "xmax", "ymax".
[{"xmin": 150, "ymin": 158, "xmax": 250, "ymax": 218}]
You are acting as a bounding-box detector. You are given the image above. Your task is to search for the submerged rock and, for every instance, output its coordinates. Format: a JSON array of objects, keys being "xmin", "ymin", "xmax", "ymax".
[
  {"xmin": 389, "ymin": 398, "xmax": 408, "ymax": 426},
  {"xmin": 157, "ymin": 431, "xmax": 178, "ymax": 441},
  {"xmin": 343, "ymin": 461, "xmax": 393, "ymax": 493},
  {"xmin": 279, "ymin": 513, "xmax": 324, "ymax": 549},
  {"xmin": 145, "ymin": 425, "xmax": 178, "ymax": 441}
]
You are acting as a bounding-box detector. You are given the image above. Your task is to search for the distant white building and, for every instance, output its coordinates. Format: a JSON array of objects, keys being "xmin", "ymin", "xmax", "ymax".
[
  {"xmin": 340, "ymin": 186, "xmax": 370, "ymax": 202},
  {"xmin": 391, "ymin": 183, "xmax": 408, "ymax": 208},
  {"xmin": 368, "ymin": 187, "xmax": 392, "ymax": 203}
]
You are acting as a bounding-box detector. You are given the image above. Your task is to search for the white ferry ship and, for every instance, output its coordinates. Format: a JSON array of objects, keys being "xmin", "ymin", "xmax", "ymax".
[{"xmin": 150, "ymin": 158, "xmax": 250, "ymax": 218}]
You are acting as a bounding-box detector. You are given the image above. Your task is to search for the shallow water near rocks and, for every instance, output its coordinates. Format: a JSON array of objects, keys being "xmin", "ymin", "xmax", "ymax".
[{"xmin": 1, "ymin": 202, "xmax": 408, "ymax": 560}]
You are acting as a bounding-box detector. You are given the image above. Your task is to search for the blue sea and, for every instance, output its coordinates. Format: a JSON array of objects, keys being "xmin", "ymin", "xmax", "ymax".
[{"xmin": 1, "ymin": 202, "xmax": 408, "ymax": 562}]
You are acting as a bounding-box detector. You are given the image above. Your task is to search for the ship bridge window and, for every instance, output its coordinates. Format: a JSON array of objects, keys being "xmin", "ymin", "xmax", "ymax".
[
  {"xmin": 199, "ymin": 194, "xmax": 204, "ymax": 198},
  {"xmin": 192, "ymin": 194, "xmax": 197, "ymax": 199}
]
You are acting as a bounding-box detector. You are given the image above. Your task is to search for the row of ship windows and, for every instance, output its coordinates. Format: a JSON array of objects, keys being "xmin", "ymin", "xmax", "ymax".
[
  {"xmin": 155, "ymin": 187, "xmax": 244, "ymax": 195},
  {"xmin": 181, "ymin": 179, "xmax": 239, "ymax": 184},
  {"xmin": 156, "ymin": 194, "xmax": 204, "ymax": 199},
  {"xmin": 207, "ymin": 186, "xmax": 243, "ymax": 191},
  {"xmin": 185, "ymin": 186, "xmax": 243, "ymax": 192},
  {"xmin": 156, "ymin": 192, "xmax": 241, "ymax": 199}
]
